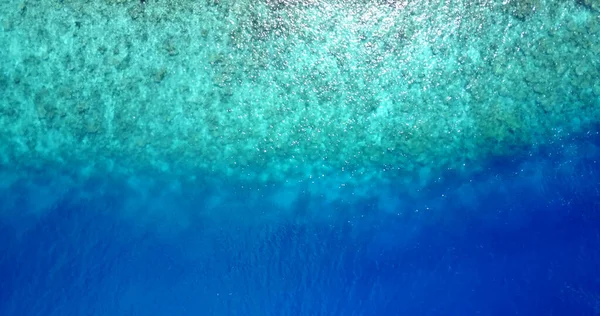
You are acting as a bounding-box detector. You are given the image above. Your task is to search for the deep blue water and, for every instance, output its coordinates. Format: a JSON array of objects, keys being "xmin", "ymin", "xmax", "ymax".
[{"xmin": 2, "ymin": 136, "xmax": 600, "ymax": 315}]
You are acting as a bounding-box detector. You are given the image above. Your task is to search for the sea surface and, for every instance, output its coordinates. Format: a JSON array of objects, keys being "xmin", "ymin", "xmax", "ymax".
[{"xmin": 1, "ymin": 0, "xmax": 599, "ymax": 315}]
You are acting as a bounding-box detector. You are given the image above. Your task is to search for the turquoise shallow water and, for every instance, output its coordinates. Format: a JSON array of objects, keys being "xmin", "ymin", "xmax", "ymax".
[
  {"xmin": 1, "ymin": 0, "xmax": 599, "ymax": 205},
  {"xmin": 1, "ymin": 0, "xmax": 600, "ymax": 314}
]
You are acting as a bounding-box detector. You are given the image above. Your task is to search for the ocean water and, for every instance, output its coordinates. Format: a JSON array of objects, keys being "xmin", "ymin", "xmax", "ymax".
[{"xmin": 1, "ymin": 0, "xmax": 600, "ymax": 315}]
